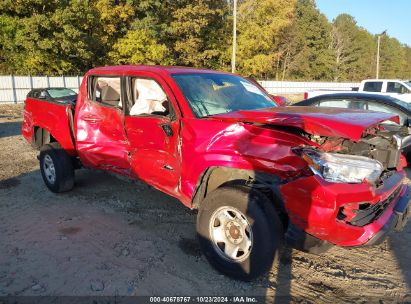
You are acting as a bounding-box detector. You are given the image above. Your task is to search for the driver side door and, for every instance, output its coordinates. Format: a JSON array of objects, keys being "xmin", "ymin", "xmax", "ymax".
[{"xmin": 123, "ymin": 73, "xmax": 181, "ymax": 196}]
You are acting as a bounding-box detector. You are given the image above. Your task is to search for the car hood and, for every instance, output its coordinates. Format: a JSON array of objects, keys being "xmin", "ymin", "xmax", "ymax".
[{"xmin": 208, "ymin": 106, "xmax": 399, "ymax": 141}]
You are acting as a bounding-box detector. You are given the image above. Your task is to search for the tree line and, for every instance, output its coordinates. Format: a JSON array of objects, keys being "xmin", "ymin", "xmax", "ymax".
[{"xmin": 1, "ymin": 0, "xmax": 410, "ymax": 81}]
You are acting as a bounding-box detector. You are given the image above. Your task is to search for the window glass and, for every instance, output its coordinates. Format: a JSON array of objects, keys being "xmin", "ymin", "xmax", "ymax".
[
  {"xmin": 130, "ymin": 78, "xmax": 170, "ymax": 116},
  {"xmin": 368, "ymin": 102, "xmax": 406, "ymax": 124},
  {"xmin": 402, "ymin": 86, "xmax": 411, "ymax": 94},
  {"xmin": 47, "ymin": 88, "xmax": 77, "ymax": 98},
  {"xmin": 32, "ymin": 91, "xmax": 40, "ymax": 98},
  {"xmin": 389, "ymin": 97, "xmax": 411, "ymax": 111},
  {"xmin": 172, "ymin": 73, "xmax": 275, "ymax": 117},
  {"xmin": 318, "ymin": 99, "xmax": 367, "ymax": 110},
  {"xmin": 318, "ymin": 100, "xmax": 350, "ymax": 108},
  {"xmin": 363, "ymin": 82, "xmax": 383, "ymax": 92},
  {"xmin": 386, "ymin": 82, "xmax": 409, "ymax": 94},
  {"xmin": 39, "ymin": 90, "xmax": 48, "ymax": 99},
  {"xmin": 92, "ymin": 77, "xmax": 122, "ymax": 108}
]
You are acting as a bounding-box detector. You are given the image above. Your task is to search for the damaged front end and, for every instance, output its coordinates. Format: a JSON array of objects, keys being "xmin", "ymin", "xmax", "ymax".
[
  {"xmin": 210, "ymin": 107, "xmax": 410, "ymax": 249},
  {"xmin": 302, "ymin": 123, "xmax": 411, "ymax": 182},
  {"xmin": 283, "ymin": 123, "xmax": 411, "ymax": 250}
]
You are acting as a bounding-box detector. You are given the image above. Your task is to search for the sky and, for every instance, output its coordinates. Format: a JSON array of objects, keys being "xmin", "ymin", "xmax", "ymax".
[{"xmin": 315, "ymin": 0, "xmax": 411, "ymax": 46}]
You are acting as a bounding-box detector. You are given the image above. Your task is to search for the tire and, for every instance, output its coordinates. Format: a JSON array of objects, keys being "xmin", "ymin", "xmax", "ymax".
[
  {"xmin": 39, "ymin": 143, "xmax": 74, "ymax": 193},
  {"xmin": 197, "ymin": 184, "xmax": 284, "ymax": 281}
]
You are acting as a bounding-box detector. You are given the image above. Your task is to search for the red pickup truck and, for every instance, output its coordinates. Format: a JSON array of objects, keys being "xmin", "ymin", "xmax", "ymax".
[{"xmin": 22, "ymin": 66, "xmax": 410, "ymax": 280}]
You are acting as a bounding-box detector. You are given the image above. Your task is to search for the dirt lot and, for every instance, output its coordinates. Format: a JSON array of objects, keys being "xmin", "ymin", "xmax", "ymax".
[{"xmin": 0, "ymin": 104, "xmax": 410, "ymax": 303}]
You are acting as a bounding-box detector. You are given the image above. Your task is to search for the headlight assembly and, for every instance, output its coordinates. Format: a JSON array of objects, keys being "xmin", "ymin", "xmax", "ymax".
[{"xmin": 301, "ymin": 149, "xmax": 383, "ymax": 184}]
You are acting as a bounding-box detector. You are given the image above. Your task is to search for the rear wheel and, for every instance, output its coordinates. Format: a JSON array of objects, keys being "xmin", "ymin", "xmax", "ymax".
[
  {"xmin": 197, "ymin": 184, "xmax": 284, "ymax": 281},
  {"xmin": 39, "ymin": 143, "xmax": 74, "ymax": 193}
]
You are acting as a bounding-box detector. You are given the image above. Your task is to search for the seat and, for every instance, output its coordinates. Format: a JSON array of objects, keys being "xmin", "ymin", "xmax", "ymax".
[{"xmin": 100, "ymin": 86, "xmax": 120, "ymax": 107}]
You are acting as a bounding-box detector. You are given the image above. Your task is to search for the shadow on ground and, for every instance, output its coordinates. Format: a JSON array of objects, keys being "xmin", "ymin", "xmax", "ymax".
[
  {"xmin": 388, "ymin": 168, "xmax": 411, "ymax": 299},
  {"xmin": 0, "ymin": 121, "xmax": 22, "ymax": 138}
]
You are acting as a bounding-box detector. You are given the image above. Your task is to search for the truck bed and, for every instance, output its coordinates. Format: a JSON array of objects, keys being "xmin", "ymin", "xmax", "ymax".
[{"xmin": 22, "ymin": 98, "xmax": 76, "ymax": 155}]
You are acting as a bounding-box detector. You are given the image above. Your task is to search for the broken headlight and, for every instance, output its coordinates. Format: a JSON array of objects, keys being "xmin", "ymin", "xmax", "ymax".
[{"xmin": 301, "ymin": 149, "xmax": 383, "ymax": 184}]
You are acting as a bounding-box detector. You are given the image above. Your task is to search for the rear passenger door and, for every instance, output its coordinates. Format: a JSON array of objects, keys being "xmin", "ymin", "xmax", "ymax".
[{"xmin": 76, "ymin": 75, "xmax": 131, "ymax": 175}]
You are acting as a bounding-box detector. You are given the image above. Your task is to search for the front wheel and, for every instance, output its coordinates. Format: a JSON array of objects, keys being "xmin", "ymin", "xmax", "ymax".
[
  {"xmin": 39, "ymin": 143, "xmax": 74, "ymax": 193},
  {"xmin": 196, "ymin": 185, "xmax": 284, "ymax": 281}
]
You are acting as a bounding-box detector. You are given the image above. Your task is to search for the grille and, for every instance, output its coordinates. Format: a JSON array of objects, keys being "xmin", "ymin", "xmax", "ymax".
[{"xmin": 345, "ymin": 186, "xmax": 401, "ymax": 227}]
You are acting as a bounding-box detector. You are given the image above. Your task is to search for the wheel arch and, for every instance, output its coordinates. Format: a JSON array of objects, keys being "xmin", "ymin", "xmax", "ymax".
[
  {"xmin": 33, "ymin": 126, "xmax": 57, "ymax": 150},
  {"xmin": 191, "ymin": 166, "xmax": 289, "ymax": 228},
  {"xmin": 32, "ymin": 125, "xmax": 77, "ymax": 157}
]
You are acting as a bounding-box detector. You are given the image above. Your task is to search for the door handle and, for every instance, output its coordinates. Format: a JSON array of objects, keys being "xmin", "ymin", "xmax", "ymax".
[{"xmin": 160, "ymin": 124, "xmax": 173, "ymax": 137}]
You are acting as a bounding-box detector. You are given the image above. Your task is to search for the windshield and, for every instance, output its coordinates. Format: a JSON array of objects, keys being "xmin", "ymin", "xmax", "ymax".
[
  {"xmin": 405, "ymin": 81, "xmax": 411, "ymax": 89},
  {"xmin": 47, "ymin": 88, "xmax": 77, "ymax": 98},
  {"xmin": 172, "ymin": 73, "xmax": 276, "ymax": 117}
]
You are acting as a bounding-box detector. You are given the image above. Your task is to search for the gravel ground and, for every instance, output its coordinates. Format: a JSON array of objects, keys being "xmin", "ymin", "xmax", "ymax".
[{"xmin": 0, "ymin": 104, "xmax": 410, "ymax": 303}]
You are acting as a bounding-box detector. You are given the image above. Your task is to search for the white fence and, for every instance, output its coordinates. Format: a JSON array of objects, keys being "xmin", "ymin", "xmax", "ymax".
[
  {"xmin": 0, "ymin": 75, "xmax": 360, "ymax": 103},
  {"xmin": 259, "ymin": 80, "xmax": 360, "ymax": 94},
  {"xmin": 0, "ymin": 75, "xmax": 83, "ymax": 103}
]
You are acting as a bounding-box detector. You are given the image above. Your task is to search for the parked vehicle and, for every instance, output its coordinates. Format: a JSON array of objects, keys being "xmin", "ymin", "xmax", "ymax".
[
  {"xmin": 295, "ymin": 92, "xmax": 411, "ymax": 162},
  {"xmin": 360, "ymin": 80, "xmax": 411, "ymax": 102},
  {"xmin": 27, "ymin": 88, "xmax": 77, "ymax": 105},
  {"xmin": 305, "ymin": 79, "xmax": 411, "ymax": 103},
  {"xmin": 22, "ymin": 66, "xmax": 411, "ymax": 281}
]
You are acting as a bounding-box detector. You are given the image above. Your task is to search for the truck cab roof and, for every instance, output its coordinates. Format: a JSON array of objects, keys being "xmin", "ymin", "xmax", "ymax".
[{"xmin": 86, "ymin": 65, "xmax": 232, "ymax": 76}]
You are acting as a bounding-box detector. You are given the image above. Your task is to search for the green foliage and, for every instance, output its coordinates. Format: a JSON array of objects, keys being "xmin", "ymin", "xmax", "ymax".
[
  {"xmin": 0, "ymin": 0, "xmax": 410, "ymax": 81},
  {"xmin": 0, "ymin": 0, "xmax": 135, "ymax": 74},
  {"xmin": 379, "ymin": 36, "xmax": 406, "ymax": 79},
  {"xmin": 402, "ymin": 47, "xmax": 411, "ymax": 79},
  {"xmin": 169, "ymin": 0, "xmax": 229, "ymax": 68},
  {"xmin": 332, "ymin": 14, "xmax": 376, "ymax": 81},
  {"xmin": 281, "ymin": 0, "xmax": 335, "ymax": 81},
  {"xmin": 235, "ymin": 0, "xmax": 296, "ymax": 78},
  {"xmin": 109, "ymin": 28, "xmax": 172, "ymax": 65}
]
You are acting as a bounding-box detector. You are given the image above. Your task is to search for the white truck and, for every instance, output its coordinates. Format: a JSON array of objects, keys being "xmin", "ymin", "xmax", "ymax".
[{"xmin": 305, "ymin": 79, "xmax": 411, "ymax": 102}]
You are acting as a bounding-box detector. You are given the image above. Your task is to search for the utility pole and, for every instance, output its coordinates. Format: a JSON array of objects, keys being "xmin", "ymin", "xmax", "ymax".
[
  {"xmin": 231, "ymin": 0, "xmax": 237, "ymax": 73},
  {"xmin": 376, "ymin": 30, "xmax": 387, "ymax": 79}
]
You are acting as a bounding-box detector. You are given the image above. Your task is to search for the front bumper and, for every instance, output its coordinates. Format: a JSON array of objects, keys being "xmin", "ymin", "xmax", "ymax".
[
  {"xmin": 280, "ymin": 171, "xmax": 410, "ymax": 248},
  {"xmin": 366, "ymin": 187, "xmax": 410, "ymax": 246}
]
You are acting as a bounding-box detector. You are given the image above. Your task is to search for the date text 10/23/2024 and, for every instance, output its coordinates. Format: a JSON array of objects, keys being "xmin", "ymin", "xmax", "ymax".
[{"xmin": 150, "ymin": 297, "xmax": 259, "ymax": 303}]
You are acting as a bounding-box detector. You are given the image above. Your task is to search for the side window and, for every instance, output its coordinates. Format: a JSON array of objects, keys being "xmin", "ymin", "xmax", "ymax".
[
  {"xmin": 318, "ymin": 99, "xmax": 367, "ymax": 110},
  {"xmin": 348, "ymin": 100, "xmax": 367, "ymax": 110},
  {"xmin": 363, "ymin": 82, "xmax": 383, "ymax": 92},
  {"xmin": 91, "ymin": 76, "xmax": 122, "ymax": 108},
  {"xmin": 368, "ymin": 102, "xmax": 406, "ymax": 125},
  {"xmin": 39, "ymin": 90, "xmax": 48, "ymax": 99},
  {"xmin": 129, "ymin": 78, "xmax": 171, "ymax": 116},
  {"xmin": 401, "ymin": 85, "xmax": 411, "ymax": 94},
  {"xmin": 318, "ymin": 99, "xmax": 350, "ymax": 108},
  {"xmin": 387, "ymin": 82, "xmax": 407, "ymax": 93}
]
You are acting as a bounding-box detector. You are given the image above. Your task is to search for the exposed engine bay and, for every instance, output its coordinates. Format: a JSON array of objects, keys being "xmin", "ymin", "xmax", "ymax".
[{"xmin": 309, "ymin": 124, "xmax": 411, "ymax": 171}]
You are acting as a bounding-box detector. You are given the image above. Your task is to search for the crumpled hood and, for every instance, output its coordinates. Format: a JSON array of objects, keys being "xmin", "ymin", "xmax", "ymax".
[{"xmin": 208, "ymin": 106, "xmax": 399, "ymax": 141}]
